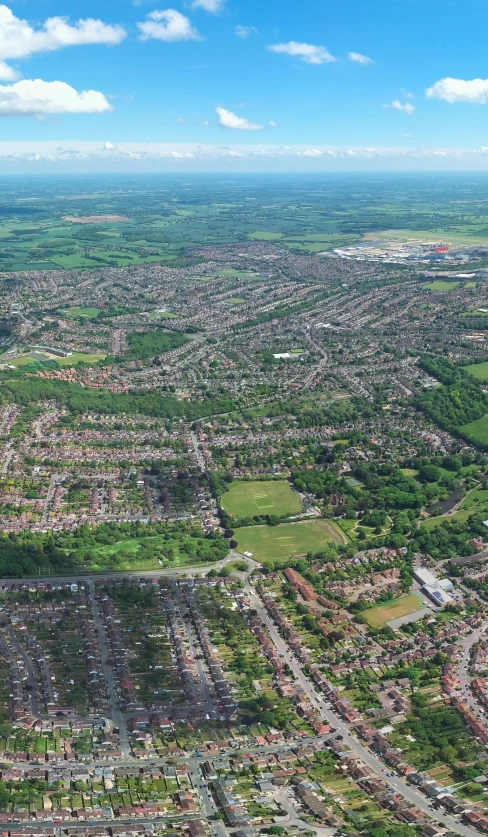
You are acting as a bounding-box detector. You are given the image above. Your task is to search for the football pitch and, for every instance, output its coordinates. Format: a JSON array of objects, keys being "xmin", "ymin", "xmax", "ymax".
[
  {"xmin": 221, "ymin": 479, "xmax": 303, "ymax": 518},
  {"xmin": 363, "ymin": 593, "xmax": 424, "ymax": 628},
  {"xmin": 234, "ymin": 519, "xmax": 349, "ymax": 565}
]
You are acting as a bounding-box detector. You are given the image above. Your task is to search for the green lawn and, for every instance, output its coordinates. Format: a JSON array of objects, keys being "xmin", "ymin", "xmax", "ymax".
[
  {"xmin": 221, "ymin": 479, "xmax": 302, "ymax": 518},
  {"xmin": 419, "ymin": 509, "xmax": 473, "ymax": 531},
  {"xmin": 460, "ymin": 487, "xmax": 488, "ymax": 510},
  {"xmin": 59, "ymin": 306, "xmax": 100, "ymax": 319},
  {"xmin": 234, "ymin": 519, "xmax": 348, "ymax": 564},
  {"xmin": 6, "ymin": 351, "xmax": 106, "ymax": 368},
  {"xmin": 56, "ymin": 352, "xmax": 106, "ymax": 367},
  {"xmin": 424, "ymin": 280, "xmax": 461, "ymax": 291},
  {"xmin": 364, "ymin": 593, "xmax": 425, "ymax": 628},
  {"xmin": 461, "ymin": 414, "xmax": 488, "ymax": 445},
  {"xmin": 464, "ymin": 361, "xmax": 488, "ymax": 381}
]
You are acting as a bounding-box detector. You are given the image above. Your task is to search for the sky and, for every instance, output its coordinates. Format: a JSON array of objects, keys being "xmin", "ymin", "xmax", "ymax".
[{"xmin": 2, "ymin": 0, "xmax": 488, "ymax": 171}]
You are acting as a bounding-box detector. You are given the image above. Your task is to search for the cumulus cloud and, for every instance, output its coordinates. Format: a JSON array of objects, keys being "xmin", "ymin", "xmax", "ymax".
[
  {"xmin": 0, "ymin": 79, "xmax": 112, "ymax": 115},
  {"xmin": 268, "ymin": 41, "xmax": 335, "ymax": 65},
  {"xmin": 348, "ymin": 52, "xmax": 373, "ymax": 65},
  {"xmin": 192, "ymin": 0, "xmax": 225, "ymax": 12},
  {"xmin": 236, "ymin": 25, "xmax": 258, "ymax": 39},
  {"xmin": 426, "ymin": 77, "xmax": 488, "ymax": 104},
  {"xmin": 0, "ymin": 5, "xmax": 125, "ymax": 78},
  {"xmin": 384, "ymin": 99, "xmax": 415, "ymax": 114},
  {"xmin": 104, "ymin": 141, "xmax": 116, "ymax": 150},
  {"xmin": 216, "ymin": 106, "xmax": 263, "ymax": 130},
  {"xmin": 137, "ymin": 9, "xmax": 202, "ymax": 42}
]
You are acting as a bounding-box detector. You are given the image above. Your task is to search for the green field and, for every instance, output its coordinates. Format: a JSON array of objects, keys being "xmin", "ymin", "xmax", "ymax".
[
  {"xmin": 221, "ymin": 479, "xmax": 302, "ymax": 518},
  {"xmin": 464, "ymin": 361, "xmax": 488, "ymax": 381},
  {"xmin": 6, "ymin": 351, "xmax": 106, "ymax": 368},
  {"xmin": 85, "ymin": 534, "xmax": 218, "ymax": 571},
  {"xmin": 56, "ymin": 352, "xmax": 106, "ymax": 367},
  {"xmin": 424, "ymin": 280, "xmax": 461, "ymax": 291},
  {"xmin": 59, "ymin": 307, "xmax": 100, "ymax": 319},
  {"xmin": 234, "ymin": 519, "xmax": 348, "ymax": 564},
  {"xmin": 461, "ymin": 414, "xmax": 488, "ymax": 444},
  {"xmin": 460, "ymin": 487, "xmax": 488, "ymax": 510},
  {"xmin": 364, "ymin": 593, "xmax": 425, "ymax": 628},
  {"xmin": 419, "ymin": 510, "xmax": 472, "ymax": 531}
]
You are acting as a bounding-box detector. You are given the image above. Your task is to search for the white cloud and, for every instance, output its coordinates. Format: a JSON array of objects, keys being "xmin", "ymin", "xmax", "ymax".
[
  {"xmin": 192, "ymin": 0, "xmax": 225, "ymax": 12},
  {"xmin": 426, "ymin": 77, "xmax": 488, "ymax": 104},
  {"xmin": 104, "ymin": 141, "xmax": 116, "ymax": 150},
  {"xmin": 269, "ymin": 120, "xmax": 278, "ymax": 127},
  {"xmin": 236, "ymin": 25, "xmax": 258, "ymax": 39},
  {"xmin": 137, "ymin": 10, "xmax": 202, "ymax": 42},
  {"xmin": 385, "ymin": 99, "xmax": 415, "ymax": 114},
  {"xmin": 216, "ymin": 106, "xmax": 263, "ymax": 130},
  {"xmin": 0, "ymin": 60, "xmax": 18, "ymax": 80},
  {"xmin": 0, "ymin": 5, "xmax": 125, "ymax": 78},
  {"xmin": 0, "ymin": 79, "xmax": 112, "ymax": 115},
  {"xmin": 268, "ymin": 41, "xmax": 335, "ymax": 65},
  {"xmin": 299, "ymin": 148, "xmax": 324, "ymax": 157},
  {"xmin": 348, "ymin": 51, "xmax": 373, "ymax": 65}
]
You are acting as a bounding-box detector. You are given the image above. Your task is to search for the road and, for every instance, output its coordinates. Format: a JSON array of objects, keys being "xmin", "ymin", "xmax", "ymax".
[
  {"xmin": 6, "ymin": 627, "xmax": 40, "ymax": 717},
  {"xmin": 190, "ymin": 430, "xmax": 206, "ymax": 472},
  {"xmin": 87, "ymin": 578, "xmax": 131, "ymax": 758},
  {"xmin": 243, "ymin": 578, "xmax": 481, "ymax": 837},
  {"xmin": 188, "ymin": 762, "xmax": 230, "ymax": 837}
]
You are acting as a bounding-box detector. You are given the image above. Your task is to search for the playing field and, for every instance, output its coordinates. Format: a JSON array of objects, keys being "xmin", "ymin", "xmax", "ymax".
[
  {"xmin": 461, "ymin": 414, "xmax": 488, "ymax": 445},
  {"xmin": 59, "ymin": 307, "xmax": 100, "ymax": 319},
  {"xmin": 464, "ymin": 361, "xmax": 488, "ymax": 381},
  {"xmin": 234, "ymin": 519, "xmax": 349, "ymax": 565},
  {"xmin": 364, "ymin": 593, "xmax": 425, "ymax": 628},
  {"xmin": 221, "ymin": 479, "xmax": 302, "ymax": 518},
  {"xmin": 424, "ymin": 280, "xmax": 461, "ymax": 291}
]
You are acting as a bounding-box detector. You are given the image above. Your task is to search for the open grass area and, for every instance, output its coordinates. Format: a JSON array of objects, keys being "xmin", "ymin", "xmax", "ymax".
[
  {"xmin": 461, "ymin": 414, "xmax": 488, "ymax": 445},
  {"xmin": 57, "ymin": 352, "xmax": 106, "ymax": 366},
  {"xmin": 459, "ymin": 487, "xmax": 488, "ymax": 510},
  {"xmin": 424, "ymin": 280, "xmax": 461, "ymax": 291},
  {"xmin": 221, "ymin": 479, "xmax": 303, "ymax": 518},
  {"xmin": 85, "ymin": 533, "xmax": 219, "ymax": 572},
  {"xmin": 464, "ymin": 361, "xmax": 488, "ymax": 381},
  {"xmin": 5, "ymin": 351, "xmax": 106, "ymax": 368},
  {"xmin": 419, "ymin": 509, "xmax": 473, "ymax": 531},
  {"xmin": 364, "ymin": 593, "xmax": 425, "ymax": 628},
  {"xmin": 234, "ymin": 519, "xmax": 348, "ymax": 565},
  {"xmin": 59, "ymin": 306, "xmax": 100, "ymax": 319}
]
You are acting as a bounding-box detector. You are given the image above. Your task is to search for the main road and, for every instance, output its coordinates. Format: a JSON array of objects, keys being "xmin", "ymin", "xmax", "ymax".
[{"xmin": 243, "ymin": 578, "xmax": 481, "ymax": 837}]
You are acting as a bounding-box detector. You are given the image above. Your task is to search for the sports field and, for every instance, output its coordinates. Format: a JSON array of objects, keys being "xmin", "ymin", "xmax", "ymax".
[
  {"xmin": 464, "ymin": 361, "xmax": 488, "ymax": 381},
  {"xmin": 221, "ymin": 479, "xmax": 302, "ymax": 518},
  {"xmin": 234, "ymin": 519, "xmax": 348, "ymax": 565},
  {"xmin": 364, "ymin": 593, "xmax": 424, "ymax": 628},
  {"xmin": 59, "ymin": 307, "xmax": 100, "ymax": 319},
  {"xmin": 461, "ymin": 414, "xmax": 488, "ymax": 445},
  {"xmin": 424, "ymin": 280, "xmax": 461, "ymax": 292}
]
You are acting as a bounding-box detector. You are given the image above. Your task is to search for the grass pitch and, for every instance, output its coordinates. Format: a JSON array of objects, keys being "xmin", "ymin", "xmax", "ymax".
[
  {"xmin": 364, "ymin": 593, "xmax": 425, "ymax": 628},
  {"xmin": 234, "ymin": 519, "xmax": 348, "ymax": 565},
  {"xmin": 221, "ymin": 479, "xmax": 302, "ymax": 518},
  {"xmin": 464, "ymin": 361, "xmax": 488, "ymax": 381},
  {"xmin": 461, "ymin": 414, "xmax": 488, "ymax": 445}
]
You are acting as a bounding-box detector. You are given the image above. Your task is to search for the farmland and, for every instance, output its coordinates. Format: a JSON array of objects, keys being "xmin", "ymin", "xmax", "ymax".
[
  {"xmin": 234, "ymin": 519, "xmax": 348, "ymax": 565},
  {"xmin": 221, "ymin": 479, "xmax": 303, "ymax": 518}
]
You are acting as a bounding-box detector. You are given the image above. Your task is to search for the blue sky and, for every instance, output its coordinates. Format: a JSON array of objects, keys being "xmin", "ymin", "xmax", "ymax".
[{"xmin": 1, "ymin": 0, "xmax": 488, "ymax": 170}]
